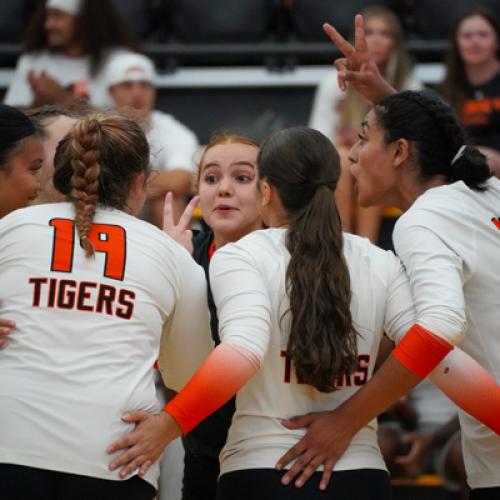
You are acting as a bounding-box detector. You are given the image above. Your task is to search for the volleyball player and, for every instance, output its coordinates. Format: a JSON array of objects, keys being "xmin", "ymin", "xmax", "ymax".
[
  {"xmin": 0, "ymin": 112, "xmax": 212, "ymax": 499},
  {"xmin": 0, "ymin": 103, "xmax": 45, "ymax": 348},
  {"xmin": 275, "ymin": 17, "xmax": 500, "ymax": 500}
]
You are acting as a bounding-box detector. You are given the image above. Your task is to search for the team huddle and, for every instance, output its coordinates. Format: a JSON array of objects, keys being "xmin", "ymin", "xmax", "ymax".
[{"xmin": 0, "ymin": 8, "xmax": 499, "ymax": 500}]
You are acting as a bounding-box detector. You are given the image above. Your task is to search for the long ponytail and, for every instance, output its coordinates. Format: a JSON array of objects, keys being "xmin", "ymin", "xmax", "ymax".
[{"xmin": 258, "ymin": 127, "xmax": 358, "ymax": 393}]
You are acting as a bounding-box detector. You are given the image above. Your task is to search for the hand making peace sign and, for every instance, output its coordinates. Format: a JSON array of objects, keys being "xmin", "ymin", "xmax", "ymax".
[{"xmin": 323, "ymin": 15, "xmax": 396, "ymax": 103}]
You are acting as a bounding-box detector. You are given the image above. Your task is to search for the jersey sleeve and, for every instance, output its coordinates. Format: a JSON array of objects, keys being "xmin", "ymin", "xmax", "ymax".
[
  {"xmin": 158, "ymin": 246, "xmax": 213, "ymax": 392},
  {"xmin": 3, "ymin": 55, "xmax": 34, "ymax": 107},
  {"xmin": 209, "ymin": 242, "xmax": 272, "ymax": 366},
  {"xmin": 393, "ymin": 211, "xmax": 466, "ymax": 345},
  {"xmin": 382, "ymin": 252, "xmax": 417, "ymax": 344}
]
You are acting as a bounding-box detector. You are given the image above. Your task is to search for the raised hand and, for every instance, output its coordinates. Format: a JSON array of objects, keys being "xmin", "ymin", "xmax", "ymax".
[
  {"xmin": 162, "ymin": 192, "xmax": 199, "ymax": 254},
  {"xmin": 323, "ymin": 15, "xmax": 396, "ymax": 103}
]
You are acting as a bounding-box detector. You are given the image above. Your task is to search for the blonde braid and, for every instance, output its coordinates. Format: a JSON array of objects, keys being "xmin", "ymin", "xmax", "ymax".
[{"xmin": 69, "ymin": 116, "xmax": 102, "ymax": 257}]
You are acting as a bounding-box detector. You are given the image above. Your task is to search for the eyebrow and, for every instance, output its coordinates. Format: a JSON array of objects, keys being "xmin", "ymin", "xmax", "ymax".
[{"xmin": 202, "ymin": 161, "xmax": 255, "ymax": 170}]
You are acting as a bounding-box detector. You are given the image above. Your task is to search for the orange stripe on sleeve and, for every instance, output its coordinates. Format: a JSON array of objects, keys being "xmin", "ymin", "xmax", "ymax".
[
  {"xmin": 164, "ymin": 343, "xmax": 258, "ymax": 434},
  {"xmin": 392, "ymin": 324, "xmax": 454, "ymax": 379},
  {"xmin": 431, "ymin": 349, "xmax": 500, "ymax": 434}
]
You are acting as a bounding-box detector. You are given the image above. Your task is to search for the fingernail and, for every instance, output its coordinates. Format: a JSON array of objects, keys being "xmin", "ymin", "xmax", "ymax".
[
  {"xmin": 276, "ymin": 463, "xmax": 283, "ymax": 471},
  {"xmin": 121, "ymin": 413, "xmax": 130, "ymax": 421},
  {"xmin": 281, "ymin": 476, "xmax": 290, "ymax": 485},
  {"xmin": 295, "ymin": 479, "xmax": 303, "ymax": 488}
]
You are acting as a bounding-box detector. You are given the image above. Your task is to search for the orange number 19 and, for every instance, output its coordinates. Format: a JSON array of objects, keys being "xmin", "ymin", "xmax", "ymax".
[{"xmin": 50, "ymin": 218, "xmax": 126, "ymax": 281}]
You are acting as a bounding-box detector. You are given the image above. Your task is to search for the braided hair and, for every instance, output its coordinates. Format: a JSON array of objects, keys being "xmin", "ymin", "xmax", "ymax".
[
  {"xmin": 374, "ymin": 90, "xmax": 491, "ymax": 190},
  {"xmin": 53, "ymin": 112, "xmax": 150, "ymax": 257}
]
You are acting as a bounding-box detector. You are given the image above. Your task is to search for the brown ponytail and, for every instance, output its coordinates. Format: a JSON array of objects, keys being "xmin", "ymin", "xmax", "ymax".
[{"xmin": 258, "ymin": 127, "xmax": 358, "ymax": 393}]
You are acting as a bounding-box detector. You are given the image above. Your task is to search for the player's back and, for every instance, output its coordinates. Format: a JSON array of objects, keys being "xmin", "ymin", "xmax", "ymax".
[
  {"xmin": 0, "ymin": 202, "xmax": 200, "ymax": 486},
  {"xmin": 212, "ymin": 228, "xmax": 415, "ymax": 475}
]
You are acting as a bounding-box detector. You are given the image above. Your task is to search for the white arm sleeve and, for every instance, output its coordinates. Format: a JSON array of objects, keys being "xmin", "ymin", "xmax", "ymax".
[
  {"xmin": 209, "ymin": 244, "xmax": 272, "ymax": 366},
  {"xmin": 158, "ymin": 248, "xmax": 213, "ymax": 392},
  {"xmin": 393, "ymin": 213, "xmax": 466, "ymax": 345},
  {"xmin": 3, "ymin": 55, "xmax": 34, "ymax": 107},
  {"xmin": 383, "ymin": 253, "xmax": 417, "ymax": 344}
]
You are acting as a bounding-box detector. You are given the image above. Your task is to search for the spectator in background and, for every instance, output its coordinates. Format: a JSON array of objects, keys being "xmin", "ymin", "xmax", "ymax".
[
  {"xmin": 309, "ymin": 5, "xmax": 422, "ymax": 249},
  {"xmin": 441, "ymin": 8, "xmax": 500, "ymax": 179},
  {"xmin": 106, "ymin": 53, "xmax": 199, "ymax": 227},
  {"xmin": 3, "ymin": 0, "xmax": 140, "ymax": 109}
]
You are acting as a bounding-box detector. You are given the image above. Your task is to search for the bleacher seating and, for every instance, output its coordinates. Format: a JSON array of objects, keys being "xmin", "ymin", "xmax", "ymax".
[
  {"xmin": 0, "ymin": 0, "xmax": 472, "ymax": 69},
  {"xmin": 287, "ymin": 0, "xmax": 388, "ymax": 41},
  {"xmin": 110, "ymin": 0, "xmax": 164, "ymax": 41},
  {"xmin": 170, "ymin": 0, "xmax": 275, "ymax": 43},
  {"xmin": 410, "ymin": 0, "xmax": 500, "ymax": 39}
]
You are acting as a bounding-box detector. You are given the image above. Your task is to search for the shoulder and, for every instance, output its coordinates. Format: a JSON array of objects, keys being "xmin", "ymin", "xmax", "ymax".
[
  {"xmin": 213, "ymin": 228, "xmax": 284, "ymax": 267},
  {"xmin": 150, "ymin": 111, "xmax": 197, "ymax": 139},
  {"xmin": 395, "ymin": 182, "xmax": 469, "ymax": 234},
  {"xmin": 14, "ymin": 51, "xmax": 49, "ymax": 67},
  {"xmin": 343, "ymin": 233, "xmax": 402, "ymax": 283}
]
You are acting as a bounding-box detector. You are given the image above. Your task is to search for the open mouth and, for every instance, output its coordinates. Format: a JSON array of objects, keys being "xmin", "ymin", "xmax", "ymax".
[{"xmin": 214, "ymin": 205, "xmax": 237, "ymax": 213}]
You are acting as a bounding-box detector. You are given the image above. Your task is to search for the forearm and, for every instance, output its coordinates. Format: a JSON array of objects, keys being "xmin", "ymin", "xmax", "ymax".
[
  {"xmin": 164, "ymin": 342, "xmax": 259, "ymax": 434},
  {"xmin": 430, "ymin": 348, "xmax": 500, "ymax": 433},
  {"xmin": 335, "ymin": 354, "xmax": 422, "ymax": 434},
  {"xmin": 334, "ymin": 324, "xmax": 453, "ymax": 434}
]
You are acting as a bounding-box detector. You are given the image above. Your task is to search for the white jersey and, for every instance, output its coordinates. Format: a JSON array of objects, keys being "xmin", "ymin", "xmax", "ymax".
[
  {"xmin": 3, "ymin": 49, "xmax": 132, "ymax": 108},
  {"xmin": 209, "ymin": 228, "xmax": 415, "ymax": 475},
  {"xmin": 393, "ymin": 177, "xmax": 500, "ymax": 489},
  {"xmin": 147, "ymin": 111, "xmax": 199, "ymax": 173},
  {"xmin": 0, "ymin": 203, "xmax": 211, "ymax": 488}
]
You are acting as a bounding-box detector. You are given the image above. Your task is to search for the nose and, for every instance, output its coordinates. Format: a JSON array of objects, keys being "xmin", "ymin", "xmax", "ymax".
[
  {"xmin": 347, "ymin": 141, "xmax": 358, "ymax": 165},
  {"xmin": 217, "ymin": 176, "xmax": 233, "ymax": 196}
]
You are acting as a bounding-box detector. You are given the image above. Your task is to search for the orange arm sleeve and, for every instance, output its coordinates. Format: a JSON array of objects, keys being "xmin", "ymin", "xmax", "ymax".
[
  {"xmin": 431, "ymin": 349, "xmax": 500, "ymax": 434},
  {"xmin": 164, "ymin": 343, "xmax": 259, "ymax": 434},
  {"xmin": 392, "ymin": 324, "xmax": 454, "ymax": 378}
]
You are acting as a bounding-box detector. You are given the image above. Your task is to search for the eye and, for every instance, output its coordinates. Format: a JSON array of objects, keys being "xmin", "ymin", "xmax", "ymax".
[
  {"xmin": 357, "ymin": 133, "xmax": 367, "ymax": 144},
  {"xmin": 31, "ymin": 162, "xmax": 43, "ymax": 174},
  {"xmin": 235, "ymin": 174, "xmax": 253, "ymax": 183},
  {"xmin": 203, "ymin": 173, "xmax": 218, "ymax": 184}
]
